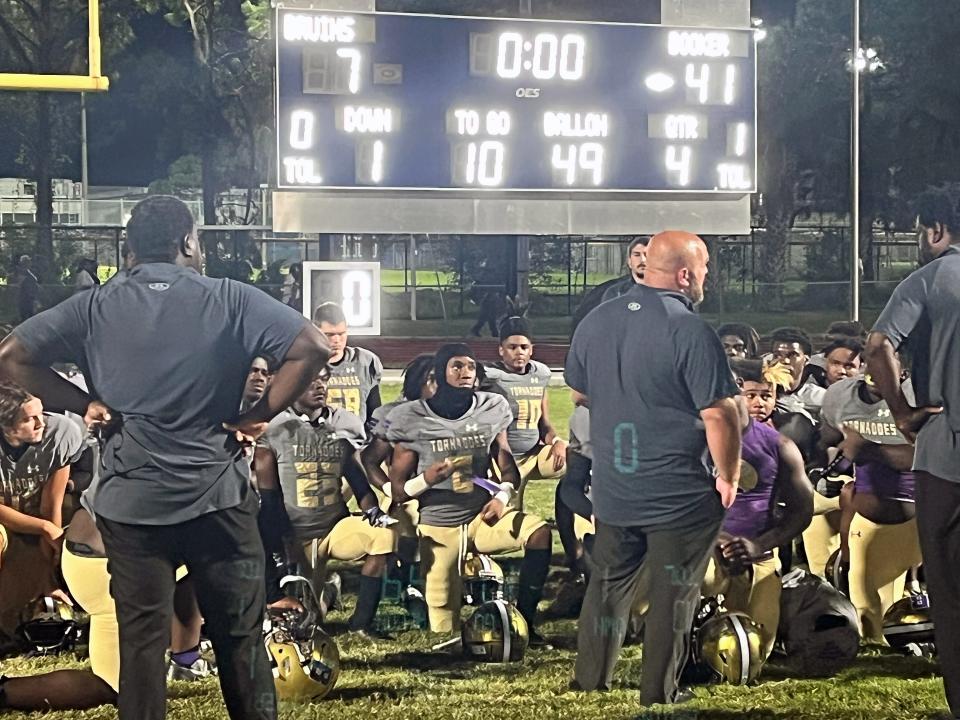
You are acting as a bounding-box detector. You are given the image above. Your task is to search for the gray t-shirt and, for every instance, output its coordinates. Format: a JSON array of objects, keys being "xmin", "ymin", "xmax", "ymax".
[
  {"xmin": 485, "ymin": 360, "xmax": 552, "ymax": 455},
  {"xmin": 873, "ymin": 246, "xmax": 960, "ymax": 482},
  {"xmin": 1, "ymin": 414, "xmax": 83, "ymax": 517},
  {"xmin": 259, "ymin": 407, "xmax": 364, "ymax": 540},
  {"xmin": 327, "ymin": 346, "xmax": 383, "ymax": 425},
  {"xmin": 386, "ymin": 393, "xmax": 512, "ymax": 527},
  {"xmin": 568, "ymin": 405, "xmax": 592, "ymax": 460},
  {"xmin": 13, "ymin": 263, "xmax": 308, "ymax": 525},
  {"xmin": 565, "ymin": 284, "xmax": 738, "ymax": 528}
]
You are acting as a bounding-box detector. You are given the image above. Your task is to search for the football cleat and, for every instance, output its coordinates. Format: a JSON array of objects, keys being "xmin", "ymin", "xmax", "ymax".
[{"xmin": 167, "ymin": 656, "xmax": 217, "ymax": 681}]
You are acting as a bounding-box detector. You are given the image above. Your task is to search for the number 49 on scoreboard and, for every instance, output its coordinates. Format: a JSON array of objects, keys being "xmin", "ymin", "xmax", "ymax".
[{"xmin": 301, "ymin": 261, "xmax": 381, "ymax": 336}]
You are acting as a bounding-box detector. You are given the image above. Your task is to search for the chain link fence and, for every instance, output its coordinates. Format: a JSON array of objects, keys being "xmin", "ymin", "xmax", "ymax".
[{"xmin": 0, "ymin": 223, "xmax": 919, "ymax": 326}]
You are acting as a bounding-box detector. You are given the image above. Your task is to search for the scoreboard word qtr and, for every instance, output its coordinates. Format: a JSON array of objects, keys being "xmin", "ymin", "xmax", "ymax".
[{"xmin": 276, "ymin": 10, "xmax": 757, "ymax": 193}]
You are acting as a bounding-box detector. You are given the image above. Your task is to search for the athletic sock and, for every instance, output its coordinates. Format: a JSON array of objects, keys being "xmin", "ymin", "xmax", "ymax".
[
  {"xmin": 516, "ymin": 547, "xmax": 551, "ymax": 628},
  {"xmin": 171, "ymin": 645, "xmax": 201, "ymax": 668},
  {"xmin": 350, "ymin": 574, "xmax": 384, "ymax": 631}
]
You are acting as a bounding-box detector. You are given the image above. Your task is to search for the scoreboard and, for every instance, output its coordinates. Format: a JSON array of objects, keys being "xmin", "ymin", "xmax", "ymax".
[
  {"xmin": 302, "ymin": 261, "xmax": 380, "ymax": 336},
  {"xmin": 276, "ymin": 10, "xmax": 757, "ymax": 194}
]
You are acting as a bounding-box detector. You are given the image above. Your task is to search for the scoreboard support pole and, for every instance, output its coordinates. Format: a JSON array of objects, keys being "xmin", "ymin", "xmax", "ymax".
[{"xmin": 409, "ymin": 234, "xmax": 417, "ymax": 321}]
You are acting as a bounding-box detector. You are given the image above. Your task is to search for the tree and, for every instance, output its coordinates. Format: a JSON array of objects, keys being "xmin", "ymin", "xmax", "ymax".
[
  {"xmin": 132, "ymin": 0, "xmax": 273, "ymax": 225},
  {"xmin": 755, "ymin": 0, "xmax": 851, "ymax": 309},
  {"xmin": 0, "ymin": 0, "xmax": 133, "ymax": 279}
]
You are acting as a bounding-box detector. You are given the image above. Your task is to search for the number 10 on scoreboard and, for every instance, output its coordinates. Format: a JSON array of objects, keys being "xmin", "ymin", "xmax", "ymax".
[{"xmin": 301, "ymin": 261, "xmax": 381, "ymax": 336}]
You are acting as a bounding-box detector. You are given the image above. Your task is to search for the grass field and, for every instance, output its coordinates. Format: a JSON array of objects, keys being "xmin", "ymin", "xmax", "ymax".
[{"xmin": 0, "ymin": 387, "xmax": 951, "ymax": 720}]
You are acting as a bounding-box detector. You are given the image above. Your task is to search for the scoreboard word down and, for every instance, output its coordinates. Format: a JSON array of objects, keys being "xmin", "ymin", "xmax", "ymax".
[{"xmin": 276, "ymin": 11, "xmax": 757, "ymax": 193}]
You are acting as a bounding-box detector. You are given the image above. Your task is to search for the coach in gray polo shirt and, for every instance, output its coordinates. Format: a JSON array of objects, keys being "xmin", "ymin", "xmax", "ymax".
[
  {"xmin": 0, "ymin": 196, "xmax": 329, "ymax": 720},
  {"xmin": 566, "ymin": 230, "xmax": 741, "ymax": 707},
  {"xmin": 866, "ymin": 187, "xmax": 960, "ymax": 720}
]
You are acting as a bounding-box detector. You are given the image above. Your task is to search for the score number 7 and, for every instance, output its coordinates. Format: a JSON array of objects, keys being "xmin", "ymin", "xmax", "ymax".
[{"xmin": 336, "ymin": 48, "xmax": 362, "ymax": 94}]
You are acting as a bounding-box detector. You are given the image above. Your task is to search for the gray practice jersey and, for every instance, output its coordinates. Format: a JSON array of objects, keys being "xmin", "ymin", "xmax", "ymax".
[
  {"xmin": 821, "ymin": 377, "xmax": 916, "ymax": 443},
  {"xmin": 259, "ymin": 407, "xmax": 364, "ymax": 540},
  {"xmin": 1, "ymin": 414, "xmax": 83, "ymax": 517},
  {"xmin": 485, "ymin": 360, "xmax": 551, "ymax": 455},
  {"xmin": 327, "ymin": 346, "xmax": 383, "ymax": 424},
  {"xmin": 386, "ymin": 392, "xmax": 512, "ymax": 527},
  {"xmin": 568, "ymin": 405, "xmax": 592, "ymax": 461},
  {"xmin": 369, "ymin": 399, "xmax": 403, "ymax": 440}
]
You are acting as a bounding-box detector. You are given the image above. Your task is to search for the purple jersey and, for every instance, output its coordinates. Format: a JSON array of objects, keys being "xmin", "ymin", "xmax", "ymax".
[{"xmin": 723, "ymin": 420, "xmax": 780, "ymax": 539}]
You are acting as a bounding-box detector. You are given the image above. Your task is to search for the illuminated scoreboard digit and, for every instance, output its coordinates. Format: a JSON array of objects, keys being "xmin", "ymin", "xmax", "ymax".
[
  {"xmin": 276, "ymin": 11, "xmax": 757, "ymax": 193},
  {"xmin": 302, "ymin": 261, "xmax": 380, "ymax": 336}
]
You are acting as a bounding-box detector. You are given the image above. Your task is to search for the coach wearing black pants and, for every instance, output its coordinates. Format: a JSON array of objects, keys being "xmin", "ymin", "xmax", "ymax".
[
  {"xmin": 565, "ymin": 231, "xmax": 741, "ymax": 707},
  {"xmin": 866, "ymin": 188, "xmax": 960, "ymax": 719},
  {"xmin": 0, "ymin": 196, "xmax": 329, "ymax": 720}
]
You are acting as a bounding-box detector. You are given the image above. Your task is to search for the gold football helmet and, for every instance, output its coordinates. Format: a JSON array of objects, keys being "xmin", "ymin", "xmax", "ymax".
[
  {"xmin": 265, "ymin": 575, "xmax": 341, "ymax": 701},
  {"xmin": 697, "ymin": 611, "xmax": 765, "ymax": 685},
  {"xmin": 461, "ymin": 599, "xmax": 528, "ymax": 663},
  {"xmin": 883, "ymin": 593, "xmax": 935, "ymax": 650}
]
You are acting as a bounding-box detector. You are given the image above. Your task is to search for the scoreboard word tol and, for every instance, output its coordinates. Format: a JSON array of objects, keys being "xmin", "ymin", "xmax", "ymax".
[
  {"xmin": 302, "ymin": 261, "xmax": 380, "ymax": 336},
  {"xmin": 276, "ymin": 11, "xmax": 757, "ymax": 194}
]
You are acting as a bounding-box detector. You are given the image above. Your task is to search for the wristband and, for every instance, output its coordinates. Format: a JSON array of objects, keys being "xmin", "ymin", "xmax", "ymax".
[
  {"xmin": 472, "ymin": 476, "xmax": 502, "ymax": 494},
  {"xmin": 494, "ymin": 482, "xmax": 515, "ymax": 507},
  {"xmin": 403, "ymin": 473, "xmax": 431, "ymax": 498}
]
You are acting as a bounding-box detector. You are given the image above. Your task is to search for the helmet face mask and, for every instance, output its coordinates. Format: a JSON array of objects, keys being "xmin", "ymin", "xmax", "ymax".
[
  {"xmin": 18, "ymin": 596, "xmax": 80, "ymax": 654},
  {"xmin": 462, "ymin": 554, "xmax": 505, "ymax": 607}
]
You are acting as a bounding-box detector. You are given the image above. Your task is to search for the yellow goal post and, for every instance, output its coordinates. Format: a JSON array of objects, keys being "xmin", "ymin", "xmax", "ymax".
[{"xmin": 0, "ymin": 0, "xmax": 109, "ymax": 92}]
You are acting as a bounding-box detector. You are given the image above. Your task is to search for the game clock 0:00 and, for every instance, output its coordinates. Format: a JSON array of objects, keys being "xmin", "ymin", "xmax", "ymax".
[{"xmin": 276, "ymin": 10, "xmax": 757, "ymax": 193}]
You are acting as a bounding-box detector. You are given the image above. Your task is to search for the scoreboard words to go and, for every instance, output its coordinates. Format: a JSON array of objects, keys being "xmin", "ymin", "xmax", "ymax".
[{"xmin": 276, "ymin": 10, "xmax": 757, "ymax": 194}]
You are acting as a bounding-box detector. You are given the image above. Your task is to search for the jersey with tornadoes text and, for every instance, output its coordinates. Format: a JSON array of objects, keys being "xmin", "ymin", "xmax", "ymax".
[
  {"xmin": 386, "ymin": 392, "xmax": 512, "ymax": 526},
  {"xmin": 821, "ymin": 377, "xmax": 916, "ymax": 502},
  {"xmin": 259, "ymin": 407, "xmax": 364, "ymax": 540},
  {"xmin": 485, "ymin": 360, "xmax": 551, "ymax": 455},
  {"xmin": 327, "ymin": 346, "xmax": 383, "ymax": 425}
]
